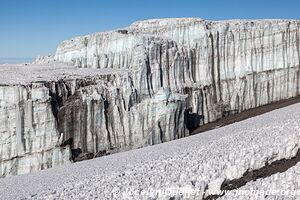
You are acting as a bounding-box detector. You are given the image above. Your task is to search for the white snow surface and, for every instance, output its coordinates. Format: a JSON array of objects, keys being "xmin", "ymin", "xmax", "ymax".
[
  {"xmin": 1, "ymin": 103, "xmax": 300, "ymax": 199},
  {"xmin": 220, "ymin": 163, "xmax": 300, "ymax": 200},
  {"xmin": 0, "ymin": 63, "xmax": 129, "ymax": 85}
]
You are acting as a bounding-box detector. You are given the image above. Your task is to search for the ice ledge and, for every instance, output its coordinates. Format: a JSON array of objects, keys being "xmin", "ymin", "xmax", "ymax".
[
  {"xmin": 0, "ymin": 63, "xmax": 130, "ymax": 85},
  {"xmin": 129, "ymin": 17, "xmax": 204, "ymax": 28}
]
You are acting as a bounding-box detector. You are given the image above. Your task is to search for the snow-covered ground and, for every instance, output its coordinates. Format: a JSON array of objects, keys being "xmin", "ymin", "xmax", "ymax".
[
  {"xmin": 1, "ymin": 103, "xmax": 300, "ymax": 200},
  {"xmin": 0, "ymin": 63, "xmax": 129, "ymax": 85},
  {"xmin": 0, "ymin": 58, "xmax": 33, "ymax": 64},
  {"xmin": 220, "ymin": 162, "xmax": 300, "ymax": 200}
]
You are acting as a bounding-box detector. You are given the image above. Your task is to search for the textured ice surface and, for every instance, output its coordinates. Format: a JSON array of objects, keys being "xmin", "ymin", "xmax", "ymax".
[
  {"xmin": 220, "ymin": 164, "xmax": 300, "ymax": 200},
  {"xmin": 1, "ymin": 102, "xmax": 300, "ymax": 199},
  {"xmin": 54, "ymin": 17, "xmax": 300, "ymax": 124},
  {"xmin": 0, "ymin": 63, "xmax": 128, "ymax": 85},
  {"xmin": 1, "ymin": 18, "xmax": 300, "ymax": 177},
  {"xmin": 0, "ymin": 63, "xmax": 186, "ymax": 177}
]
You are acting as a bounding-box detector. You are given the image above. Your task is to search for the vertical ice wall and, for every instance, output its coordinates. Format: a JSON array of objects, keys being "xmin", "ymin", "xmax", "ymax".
[
  {"xmin": 0, "ymin": 69, "xmax": 187, "ymax": 177},
  {"xmin": 54, "ymin": 18, "xmax": 300, "ymax": 125},
  {"xmin": 0, "ymin": 84, "xmax": 71, "ymax": 177},
  {"xmin": 1, "ymin": 18, "xmax": 300, "ymax": 177}
]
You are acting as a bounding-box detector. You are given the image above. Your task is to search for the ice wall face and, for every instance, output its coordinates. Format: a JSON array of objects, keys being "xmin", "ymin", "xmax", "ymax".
[
  {"xmin": 2, "ymin": 18, "xmax": 300, "ymax": 177},
  {"xmin": 0, "ymin": 84, "xmax": 71, "ymax": 177},
  {"xmin": 0, "ymin": 66, "xmax": 187, "ymax": 177},
  {"xmin": 53, "ymin": 73, "xmax": 187, "ymax": 158},
  {"xmin": 54, "ymin": 18, "xmax": 300, "ymax": 124}
]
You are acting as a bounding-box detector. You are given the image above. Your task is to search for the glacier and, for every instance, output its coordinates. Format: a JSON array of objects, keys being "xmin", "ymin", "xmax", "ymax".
[
  {"xmin": 1, "ymin": 102, "xmax": 300, "ymax": 199},
  {"xmin": 0, "ymin": 64, "xmax": 186, "ymax": 177},
  {"xmin": 219, "ymin": 161, "xmax": 300, "ymax": 200},
  {"xmin": 53, "ymin": 18, "xmax": 300, "ymax": 125},
  {"xmin": 1, "ymin": 18, "xmax": 300, "ymax": 177}
]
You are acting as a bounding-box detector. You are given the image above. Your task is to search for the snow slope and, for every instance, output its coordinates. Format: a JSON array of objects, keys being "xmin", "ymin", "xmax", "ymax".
[
  {"xmin": 220, "ymin": 162, "xmax": 300, "ymax": 200},
  {"xmin": 1, "ymin": 102, "xmax": 300, "ymax": 199}
]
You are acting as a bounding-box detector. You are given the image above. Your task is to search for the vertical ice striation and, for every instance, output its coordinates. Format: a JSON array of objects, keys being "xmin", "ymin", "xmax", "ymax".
[
  {"xmin": 1, "ymin": 18, "xmax": 300, "ymax": 177},
  {"xmin": 0, "ymin": 84, "xmax": 71, "ymax": 177},
  {"xmin": 0, "ymin": 71, "xmax": 187, "ymax": 177},
  {"xmin": 54, "ymin": 18, "xmax": 300, "ymax": 124}
]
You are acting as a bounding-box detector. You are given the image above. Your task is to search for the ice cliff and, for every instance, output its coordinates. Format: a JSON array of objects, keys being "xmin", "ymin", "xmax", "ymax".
[
  {"xmin": 0, "ymin": 64, "xmax": 186, "ymax": 177},
  {"xmin": 1, "ymin": 18, "xmax": 300, "ymax": 177},
  {"xmin": 54, "ymin": 18, "xmax": 300, "ymax": 124}
]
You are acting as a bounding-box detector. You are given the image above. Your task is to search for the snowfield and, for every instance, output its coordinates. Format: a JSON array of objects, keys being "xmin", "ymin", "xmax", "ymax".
[
  {"xmin": 2, "ymin": 18, "xmax": 300, "ymax": 180},
  {"xmin": 220, "ymin": 162, "xmax": 300, "ymax": 200},
  {"xmin": 1, "ymin": 103, "xmax": 300, "ymax": 199},
  {"xmin": 0, "ymin": 63, "xmax": 129, "ymax": 85}
]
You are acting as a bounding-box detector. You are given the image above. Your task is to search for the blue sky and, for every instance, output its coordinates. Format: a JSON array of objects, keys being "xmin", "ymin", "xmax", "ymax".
[{"xmin": 0, "ymin": 0, "xmax": 299, "ymax": 59}]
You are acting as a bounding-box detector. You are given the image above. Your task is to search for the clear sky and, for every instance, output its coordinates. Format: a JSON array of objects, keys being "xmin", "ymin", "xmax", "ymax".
[{"xmin": 0, "ymin": 0, "xmax": 299, "ymax": 59}]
